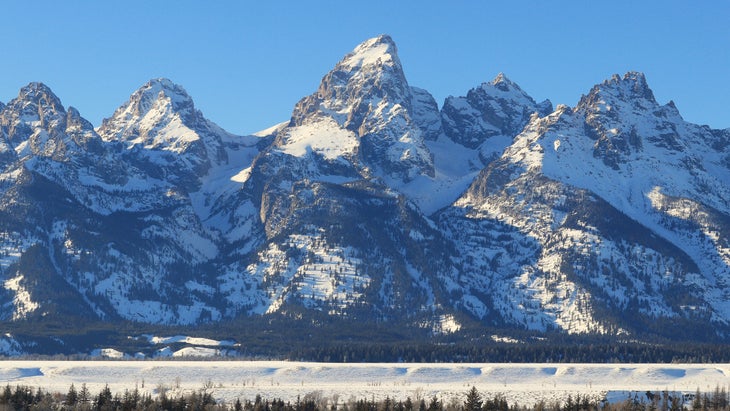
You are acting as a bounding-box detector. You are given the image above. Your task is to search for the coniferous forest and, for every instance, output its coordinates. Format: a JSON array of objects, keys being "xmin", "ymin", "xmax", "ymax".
[
  {"xmin": 2, "ymin": 383, "xmax": 730, "ymax": 411},
  {"xmin": 9, "ymin": 315, "xmax": 730, "ymax": 363}
]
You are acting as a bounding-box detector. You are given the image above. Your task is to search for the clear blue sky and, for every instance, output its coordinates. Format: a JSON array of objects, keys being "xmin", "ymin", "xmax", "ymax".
[{"xmin": 1, "ymin": 1, "xmax": 728, "ymax": 134}]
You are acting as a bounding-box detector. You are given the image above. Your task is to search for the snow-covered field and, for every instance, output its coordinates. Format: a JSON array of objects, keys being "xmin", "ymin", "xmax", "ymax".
[{"xmin": 0, "ymin": 362, "xmax": 728, "ymax": 406}]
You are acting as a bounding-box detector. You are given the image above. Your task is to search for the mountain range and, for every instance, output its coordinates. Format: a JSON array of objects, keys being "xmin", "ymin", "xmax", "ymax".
[{"xmin": 0, "ymin": 35, "xmax": 728, "ymax": 355}]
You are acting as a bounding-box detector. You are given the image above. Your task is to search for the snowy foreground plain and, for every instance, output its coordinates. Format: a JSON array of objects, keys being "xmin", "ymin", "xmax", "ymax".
[{"xmin": 1, "ymin": 361, "xmax": 729, "ymax": 406}]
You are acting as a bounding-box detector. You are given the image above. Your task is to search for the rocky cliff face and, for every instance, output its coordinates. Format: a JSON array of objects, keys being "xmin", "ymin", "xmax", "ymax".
[{"xmin": 441, "ymin": 73, "xmax": 552, "ymax": 149}]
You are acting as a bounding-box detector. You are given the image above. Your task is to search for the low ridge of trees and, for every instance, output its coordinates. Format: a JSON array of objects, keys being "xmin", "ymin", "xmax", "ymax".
[
  {"xmin": 284, "ymin": 340, "xmax": 730, "ymax": 363},
  {"xmin": 2, "ymin": 383, "xmax": 730, "ymax": 411}
]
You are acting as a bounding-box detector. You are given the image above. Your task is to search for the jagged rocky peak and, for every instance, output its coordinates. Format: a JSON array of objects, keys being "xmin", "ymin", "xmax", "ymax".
[
  {"xmin": 0, "ymin": 83, "xmax": 107, "ymax": 166},
  {"xmin": 577, "ymin": 71, "xmax": 658, "ymax": 115},
  {"xmin": 99, "ymin": 77, "xmax": 195, "ymax": 141},
  {"xmin": 284, "ymin": 34, "xmax": 434, "ymax": 181},
  {"xmin": 488, "ymin": 73, "xmax": 553, "ymax": 116},
  {"xmin": 340, "ymin": 34, "xmax": 400, "ymax": 70},
  {"xmin": 16, "ymin": 82, "xmax": 65, "ymax": 111},
  {"xmin": 441, "ymin": 73, "xmax": 552, "ymax": 149},
  {"xmin": 0, "ymin": 82, "xmax": 88, "ymax": 160},
  {"xmin": 609, "ymin": 71, "xmax": 655, "ymax": 101},
  {"xmin": 571, "ymin": 71, "xmax": 690, "ymax": 168},
  {"xmin": 1, "ymin": 82, "xmax": 67, "ymax": 134},
  {"xmin": 291, "ymin": 34, "xmax": 412, "ymax": 129},
  {"xmin": 491, "ymin": 72, "xmax": 522, "ymax": 92},
  {"xmin": 97, "ymin": 77, "xmax": 229, "ymax": 174},
  {"xmin": 134, "ymin": 77, "xmax": 194, "ymax": 110}
]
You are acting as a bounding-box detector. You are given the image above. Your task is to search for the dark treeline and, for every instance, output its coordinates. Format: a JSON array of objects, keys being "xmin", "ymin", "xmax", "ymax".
[
  {"xmin": 0, "ymin": 382, "xmax": 218, "ymax": 411},
  {"xmin": 224, "ymin": 316, "xmax": 730, "ymax": 363},
  {"xmin": 219, "ymin": 315, "xmax": 730, "ymax": 363},
  {"xmin": 3, "ymin": 383, "xmax": 730, "ymax": 411},
  {"xmin": 3, "ymin": 341, "xmax": 730, "ymax": 363},
  {"xmin": 284, "ymin": 342, "xmax": 730, "ymax": 363},
  {"xmin": 6, "ymin": 314, "xmax": 730, "ymax": 363}
]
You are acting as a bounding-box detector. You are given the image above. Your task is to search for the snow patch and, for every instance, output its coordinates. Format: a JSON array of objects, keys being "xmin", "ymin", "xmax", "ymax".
[
  {"xmin": 145, "ymin": 335, "xmax": 236, "ymax": 347},
  {"xmin": 3, "ymin": 275, "xmax": 39, "ymax": 320},
  {"xmin": 277, "ymin": 117, "xmax": 359, "ymax": 160},
  {"xmin": 231, "ymin": 166, "xmax": 252, "ymax": 183},
  {"xmin": 491, "ymin": 335, "xmax": 523, "ymax": 344},
  {"xmin": 436, "ymin": 314, "xmax": 461, "ymax": 334},
  {"xmin": 90, "ymin": 348, "xmax": 126, "ymax": 359},
  {"xmin": 172, "ymin": 347, "xmax": 231, "ymax": 357},
  {"xmin": 340, "ymin": 36, "xmax": 395, "ymax": 70}
]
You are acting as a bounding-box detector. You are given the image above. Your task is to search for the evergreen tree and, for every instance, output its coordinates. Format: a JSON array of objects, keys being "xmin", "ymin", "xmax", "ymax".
[
  {"xmin": 95, "ymin": 384, "xmax": 113, "ymax": 410},
  {"xmin": 464, "ymin": 387, "xmax": 482, "ymax": 411},
  {"xmin": 79, "ymin": 382, "xmax": 91, "ymax": 405},
  {"xmin": 66, "ymin": 383, "xmax": 78, "ymax": 406},
  {"xmin": 33, "ymin": 386, "xmax": 43, "ymax": 403},
  {"xmin": 1, "ymin": 385, "xmax": 11, "ymax": 404}
]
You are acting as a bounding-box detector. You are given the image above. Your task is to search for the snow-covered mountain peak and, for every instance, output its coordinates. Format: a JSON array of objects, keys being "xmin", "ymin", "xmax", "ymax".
[
  {"xmin": 441, "ymin": 74, "xmax": 551, "ymax": 149},
  {"xmin": 478, "ymin": 73, "xmax": 549, "ymax": 115},
  {"xmin": 340, "ymin": 34, "xmax": 400, "ymax": 71},
  {"xmin": 499, "ymin": 69, "xmax": 730, "ymax": 215},
  {"xmin": 96, "ymin": 78, "xmax": 231, "ymax": 189},
  {"xmin": 0, "ymin": 82, "xmax": 78, "ymax": 157},
  {"xmin": 99, "ymin": 78, "xmax": 222, "ymax": 151},
  {"xmin": 140, "ymin": 77, "xmax": 194, "ymax": 110},
  {"xmin": 101, "ymin": 78, "xmax": 195, "ymax": 131},
  {"xmin": 291, "ymin": 34, "xmax": 412, "ymax": 128},
  {"xmin": 577, "ymin": 71, "xmax": 657, "ymax": 114},
  {"xmin": 566, "ymin": 71, "xmax": 703, "ymax": 170},
  {"xmin": 284, "ymin": 35, "xmax": 433, "ymax": 182},
  {"xmin": 446, "ymin": 68, "xmax": 730, "ymax": 338},
  {"xmin": 7, "ymin": 82, "xmax": 66, "ymax": 125},
  {"xmin": 493, "ymin": 72, "xmax": 508, "ymax": 82},
  {"xmin": 489, "ymin": 73, "xmax": 519, "ymax": 92},
  {"xmin": 612, "ymin": 71, "xmax": 653, "ymax": 99},
  {"xmin": 661, "ymin": 99, "xmax": 684, "ymax": 120},
  {"xmin": 17, "ymin": 82, "xmax": 63, "ymax": 104}
]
